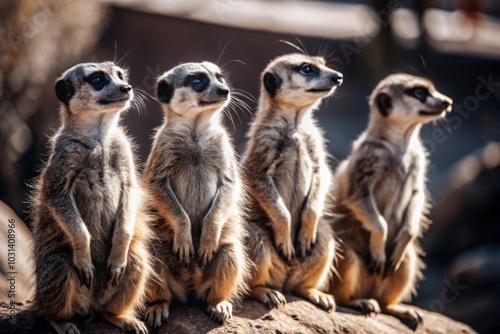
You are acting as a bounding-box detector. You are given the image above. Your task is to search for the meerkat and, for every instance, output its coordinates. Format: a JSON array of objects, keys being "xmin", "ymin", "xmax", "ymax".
[
  {"xmin": 30, "ymin": 62, "xmax": 151, "ymax": 334},
  {"xmin": 330, "ymin": 73, "xmax": 452, "ymax": 327},
  {"xmin": 241, "ymin": 53, "xmax": 342, "ymax": 312},
  {"xmin": 143, "ymin": 62, "xmax": 250, "ymax": 328}
]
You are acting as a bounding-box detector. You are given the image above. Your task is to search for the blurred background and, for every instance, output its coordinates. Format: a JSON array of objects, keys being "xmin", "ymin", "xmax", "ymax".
[{"xmin": 0, "ymin": 0, "xmax": 499, "ymax": 332}]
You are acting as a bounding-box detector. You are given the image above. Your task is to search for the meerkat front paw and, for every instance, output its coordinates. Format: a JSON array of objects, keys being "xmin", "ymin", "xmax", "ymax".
[
  {"xmin": 106, "ymin": 255, "xmax": 127, "ymax": 287},
  {"xmin": 145, "ymin": 301, "xmax": 171, "ymax": 329},
  {"xmin": 207, "ymin": 300, "xmax": 233, "ymax": 323},
  {"xmin": 173, "ymin": 230, "xmax": 194, "ymax": 263},
  {"xmin": 104, "ymin": 313, "xmax": 148, "ymax": 334},
  {"xmin": 383, "ymin": 232, "xmax": 411, "ymax": 278},
  {"xmin": 263, "ymin": 289, "xmax": 287, "ymax": 308},
  {"xmin": 297, "ymin": 208, "xmax": 319, "ymax": 259},
  {"xmin": 274, "ymin": 233, "xmax": 295, "ymax": 263},
  {"xmin": 73, "ymin": 254, "xmax": 94, "ymax": 288},
  {"xmin": 383, "ymin": 304, "xmax": 423, "ymax": 329},
  {"xmin": 348, "ymin": 298, "xmax": 381, "ymax": 316},
  {"xmin": 365, "ymin": 250, "xmax": 386, "ymax": 276},
  {"xmin": 306, "ymin": 289, "xmax": 336, "ymax": 313},
  {"xmin": 296, "ymin": 230, "xmax": 316, "ymax": 260},
  {"xmin": 198, "ymin": 234, "xmax": 219, "ymax": 265},
  {"xmin": 383, "ymin": 252, "xmax": 405, "ymax": 278}
]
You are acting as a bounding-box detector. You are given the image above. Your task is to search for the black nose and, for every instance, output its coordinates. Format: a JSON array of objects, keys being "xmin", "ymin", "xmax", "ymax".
[
  {"xmin": 120, "ymin": 85, "xmax": 132, "ymax": 93},
  {"xmin": 217, "ymin": 87, "xmax": 229, "ymax": 96},
  {"xmin": 442, "ymin": 97, "xmax": 452, "ymax": 109},
  {"xmin": 332, "ymin": 73, "xmax": 343, "ymax": 85}
]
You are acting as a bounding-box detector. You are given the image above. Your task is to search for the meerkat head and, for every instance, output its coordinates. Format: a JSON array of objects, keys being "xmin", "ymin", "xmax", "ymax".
[
  {"xmin": 369, "ymin": 73, "xmax": 452, "ymax": 124},
  {"xmin": 156, "ymin": 62, "xmax": 230, "ymax": 118},
  {"xmin": 261, "ymin": 53, "xmax": 343, "ymax": 107},
  {"xmin": 55, "ymin": 62, "xmax": 133, "ymax": 115}
]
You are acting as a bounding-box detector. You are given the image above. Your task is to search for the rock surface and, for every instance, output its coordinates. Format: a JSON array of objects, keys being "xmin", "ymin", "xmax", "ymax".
[{"xmin": 0, "ymin": 297, "xmax": 476, "ymax": 334}]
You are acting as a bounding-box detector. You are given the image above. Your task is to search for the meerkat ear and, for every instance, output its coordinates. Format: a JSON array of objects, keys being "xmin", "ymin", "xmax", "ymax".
[
  {"xmin": 157, "ymin": 80, "xmax": 174, "ymax": 103},
  {"xmin": 55, "ymin": 79, "xmax": 74, "ymax": 105},
  {"xmin": 263, "ymin": 71, "xmax": 282, "ymax": 98},
  {"xmin": 376, "ymin": 92, "xmax": 392, "ymax": 117}
]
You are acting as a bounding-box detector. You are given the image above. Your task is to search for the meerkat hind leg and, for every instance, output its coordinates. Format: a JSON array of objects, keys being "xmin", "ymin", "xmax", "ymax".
[
  {"xmin": 145, "ymin": 300, "xmax": 171, "ymax": 329},
  {"xmin": 103, "ymin": 313, "xmax": 148, "ymax": 334},
  {"xmin": 250, "ymin": 285, "xmax": 287, "ymax": 308},
  {"xmin": 207, "ymin": 300, "xmax": 233, "ymax": 322},
  {"xmin": 300, "ymin": 287, "xmax": 336, "ymax": 312},
  {"xmin": 197, "ymin": 243, "xmax": 245, "ymax": 322},
  {"xmin": 382, "ymin": 304, "xmax": 423, "ymax": 329},
  {"xmin": 347, "ymin": 298, "xmax": 381, "ymax": 316},
  {"xmin": 293, "ymin": 234, "xmax": 336, "ymax": 312}
]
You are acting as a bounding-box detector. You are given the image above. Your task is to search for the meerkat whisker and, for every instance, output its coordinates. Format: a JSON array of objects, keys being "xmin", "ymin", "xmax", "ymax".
[
  {"xmin": 221, "ymin": 59, "xmax": 248, "ymax": 68},
  {"xmin": 227, "ymin": 102, "xmax": 241, "ymax": 127},
  {"xmin": 279, "ymin": 39, "xmax": 305, "ymax": 54},
  {"xmin": 134, "ymin": 87, "xmax": 156, "ymax": 101},
  {"xmin": 216, "ymin": 39, "xmax": 233, "ymax": 66},
  {"xmin": 115, "ymin": 49, "xmax": 133, "ymax": 68},
  {"xmin": 231, "ymin": 95, "xmax": 253, "ymax": 115},
  {"xmin": 131, "ymin": 91, "xmax": 148, "ymax": 116},
  {"xmin": 224, "ymin": 105, "xmax": 238, "ymax": 131},
  {"xmin": 232, "ymin": 88, "xmax": 256, "ymax": 102}
]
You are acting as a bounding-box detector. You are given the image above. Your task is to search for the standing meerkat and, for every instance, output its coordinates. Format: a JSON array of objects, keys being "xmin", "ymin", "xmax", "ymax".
[
  {"xmin": 143, "ymin": 62, "xmax": 250, "ymax": 328},
  {"xmin": 241, "ymin": 53, "xmax": 342, "ymax": 312},
  {"xmin": 30, "ymin": 62, "xmax": 151, "ymax": 334},
  {"xmin": 330, "ymin": 74, "xmax": 452, "ymax": 327}
]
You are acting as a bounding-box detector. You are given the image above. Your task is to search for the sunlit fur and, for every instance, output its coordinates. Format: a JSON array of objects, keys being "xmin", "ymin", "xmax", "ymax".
[
  {"xmin": 143, "ymin": 62, "xmax": 250, "ymax": 328},
  {"xmin": 241, "ymin": 53, "xmax": 343, "ymax": 312},
  {"xmin": 30, "ymin": 62, "xmax": 152, "ymax": 334},
  {"xmin": 329, "ymin": 73, "xmax": 452, "ymax": 327}
]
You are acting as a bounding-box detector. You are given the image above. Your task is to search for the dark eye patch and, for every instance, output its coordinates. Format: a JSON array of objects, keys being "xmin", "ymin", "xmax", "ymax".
[
  {"xmin": 404, "ymin": 86, "xmax": 429, "ymax": 103},
  {"xmin": 84, "ymin": 71, "xmax": 109, "ymax": 91},
  {"xmin": 295, "ymin": 63, "xmax": 319, "ymax": 77},
  {"xmin": 183, "ymin": 72, "xmax": 209, "ymax": 93}
]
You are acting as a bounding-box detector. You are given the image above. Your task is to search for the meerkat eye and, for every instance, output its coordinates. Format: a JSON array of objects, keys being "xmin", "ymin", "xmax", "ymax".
[
  {"xmin": 92, "ymin": 75, "xmax": 102, "ymax": 85},
  {"xmin": 184, "ymin": 73, "xmax": 208, "ymax": 92},
  {"xmin": 404, "ymin": 86, "xmax": 429, "ymax": 101},
  {"xmin": 299, "ymin": 63, "xmax": 313, "ymax": 75},
  {"xmin": 216, "ymin": 74, "xmax": 224, "ymax": 83},
  {"xmin": 86, "ymin": 72, "xmax": 108, "ymax": 90},
  {"xmin": 413, "ymin": 87, "xmax": 428, "ymax": 99},
  {"xmin": 117, "ymin": 71, "xmax": 124, "ymax": 80}
]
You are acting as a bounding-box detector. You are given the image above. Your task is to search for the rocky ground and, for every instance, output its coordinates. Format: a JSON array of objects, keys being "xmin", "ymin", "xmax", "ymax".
[{"xmin": 0, "ymin": 296, "xmax": 476, "ymax": 334}]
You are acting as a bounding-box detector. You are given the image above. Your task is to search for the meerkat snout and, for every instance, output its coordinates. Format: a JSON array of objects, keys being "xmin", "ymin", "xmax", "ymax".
[
  {"xmin": 120, "ymin": 84, "xmax": 132, "ymax": 93},
  {"xmin": 217, "ymin": 86, "xmax": 229, "ymax": 96},
  {"xmin": 418, "ymin": 90, "xmax": 452, "ymax": 115},
  {"xmin": 331, "ymin": 72, "xmax": 343, "ymax": 85}
]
